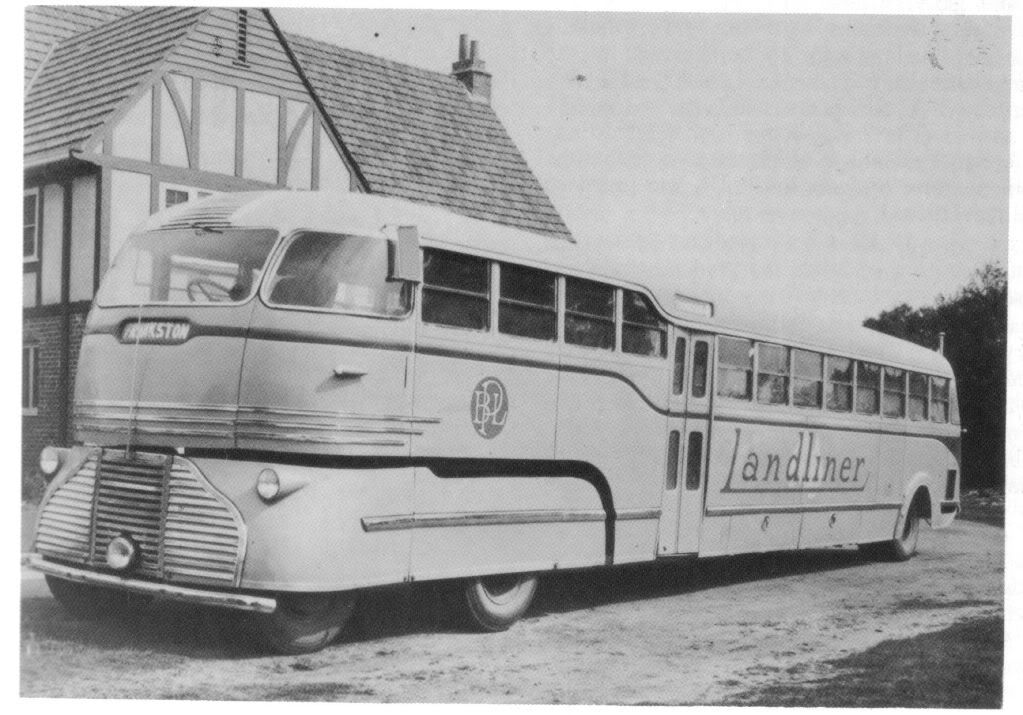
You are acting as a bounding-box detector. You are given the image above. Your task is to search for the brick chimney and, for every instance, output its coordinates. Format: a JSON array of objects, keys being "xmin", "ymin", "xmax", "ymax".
[{"xmin": 451, "ymin": 34, "xmax": 491, "ymax": 102}]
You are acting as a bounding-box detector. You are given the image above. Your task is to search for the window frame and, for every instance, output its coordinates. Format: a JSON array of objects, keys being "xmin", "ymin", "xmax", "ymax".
[
  {"xmin": 22, "ymin": 344, "xmax": 39, "ymax": 415},
  {"xmin": 792, "ymin": 348, "xmax": 824, "ymax": 409},
  {"xmin": 262, "ymin": 230, "xmax": 413, "ymax": 319},
  {"xmin": 564, "ymin": 275, "xmax": 615, "ymax": 351},
  {"xmin": 620, "ymin": 289, "xmax": 667, "ymax": 358},
  {"xmin": 716, "ymin": 336, "xmax": 754, "ymax": 400},
  {"xmin": 421, "ymin": 248, "xmax": 491, "ymax": 332},
  {"xmin": 882, "ymin": 366, "xmax": 907, "ymax": 419},
  {"xmin": 930, "ymin": 376, "xmax": 950, "ymax": 424},
  {"xmin": 908, "ymin": 372, "xmax": 929, "ymax": 421},
  {"xmin": 855, "ymin": 361, "xmax": 881, "ymax": 416},
  {"xmin": 755, "ymin": 342, "xmax": 791, "ymax": 405},
  {"xmin": 24, "ymin": 188, "xmax": 40, "ymax": 263},
  {"xmin": 497, "ymin": 261, "xmax": 558, "ymax": 341}
]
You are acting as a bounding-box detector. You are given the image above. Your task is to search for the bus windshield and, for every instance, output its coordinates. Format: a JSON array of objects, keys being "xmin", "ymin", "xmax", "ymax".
[
  {"xmin": 96, "ymin": 228, "xmax": 279, "ymax": 306},
  {"xmin": 264, "ymin": 232, "xmax": 411, "ymax": 317}
]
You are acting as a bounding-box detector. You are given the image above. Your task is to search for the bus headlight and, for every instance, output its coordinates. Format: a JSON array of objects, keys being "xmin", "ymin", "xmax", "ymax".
[
  {"xmin": 255, "ymin": 467, "xmax": 308, "ymax": 503},
  {"xmin": 256, "ymin": 469, "xmax": 281, "ymax": 502},
  {"xmin": 39, "ymin": 446, "xmax": 64, "ymax": 479}
]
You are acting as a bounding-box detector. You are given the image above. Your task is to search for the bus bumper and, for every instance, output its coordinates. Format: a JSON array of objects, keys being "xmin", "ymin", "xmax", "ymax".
[{"xmin": 25, "ymin": 554, "xmax": 277, "ymax": 614}]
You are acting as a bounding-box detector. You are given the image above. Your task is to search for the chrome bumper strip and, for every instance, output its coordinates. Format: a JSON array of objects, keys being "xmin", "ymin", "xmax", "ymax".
[
  {"xmin": 26, "ymin": 555, "xmax": 276, "ymax": 614},
  {"xmin": 361, "ymin": 507, "xmax": 660, "ymax": 532}
]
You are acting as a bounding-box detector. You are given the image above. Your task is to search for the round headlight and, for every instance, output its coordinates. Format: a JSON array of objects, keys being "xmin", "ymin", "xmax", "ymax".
[
  {"xmin": 106, "ymin": 535, "xmax": 137, "ymax": 571},
  {"xmin": 39, "ymin": 446, "xmax": 63, "ymax": 477},
  {"xmin": 256, "ymin": 468, "xmax": 281, "ymax": 502}
]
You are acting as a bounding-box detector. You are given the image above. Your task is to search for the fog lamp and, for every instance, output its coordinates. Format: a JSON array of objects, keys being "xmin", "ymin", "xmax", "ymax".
[
  {"xmin": 106, "ymin": 536, "xmax": 137, "ymax": 571},
  {"xmin": 256, "ymin": 468, "xmax": 281, "ymax": 502},
  {"xmin": 39, "ymin": 446, "xmax": 63, "ymax": 478}
]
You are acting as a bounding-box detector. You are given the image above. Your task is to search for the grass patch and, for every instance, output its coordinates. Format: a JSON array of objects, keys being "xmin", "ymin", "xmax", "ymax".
[
  {"xmin": 721, "ymin": 615, "xmax": 1003, "ymax": 708},
  {"xmin": 958, "ymin": 490, "xmax": 1004, "ymax": 528}
]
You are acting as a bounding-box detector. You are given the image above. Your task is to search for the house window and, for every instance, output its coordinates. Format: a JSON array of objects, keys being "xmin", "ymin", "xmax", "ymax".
[
  {"xmin": 160, "ymin": 183, "xmax": 215, "ymax": 210},
  {"xmin": 23, "ymin": 345, "xmax": 39, "ymax": 414},
  {"xmin": 24, "ymin": 189, "xmax": 39, "ymax": 262}
]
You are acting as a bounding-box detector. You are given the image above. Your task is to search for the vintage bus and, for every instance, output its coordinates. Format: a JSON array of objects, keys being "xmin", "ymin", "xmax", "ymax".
[{"xmin": 29, "ymin": 191, "xmax": 961, "ymax": 653}]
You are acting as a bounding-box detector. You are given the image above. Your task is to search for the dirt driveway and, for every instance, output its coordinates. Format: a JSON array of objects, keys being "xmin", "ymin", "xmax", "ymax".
[{"xmin": 20, "ymin": 519, "xmax": 1003, "ymax": 703}]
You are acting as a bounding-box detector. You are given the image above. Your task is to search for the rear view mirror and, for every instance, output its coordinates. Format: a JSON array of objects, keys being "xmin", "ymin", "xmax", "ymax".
[{"xmin": 390, "ymin": 225, "xmax": 423, "ymax": 283}]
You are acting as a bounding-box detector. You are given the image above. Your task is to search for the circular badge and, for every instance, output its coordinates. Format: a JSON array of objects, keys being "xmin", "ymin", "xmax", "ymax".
[{"xmin": 470, "ymin": 377, "xmax": 509, "ymax": 439}]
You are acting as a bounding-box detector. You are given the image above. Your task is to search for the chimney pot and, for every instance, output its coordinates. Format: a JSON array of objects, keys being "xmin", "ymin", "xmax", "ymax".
[{"xmin": 451, "ymin": 33, "xmax": 492, "ymax": 103}]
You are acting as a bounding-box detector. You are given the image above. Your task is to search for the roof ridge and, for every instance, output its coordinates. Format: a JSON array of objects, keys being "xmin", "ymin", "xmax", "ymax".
[{"xmin": 284, "ymin": 30, "xmax": 457, "ymax": 86}]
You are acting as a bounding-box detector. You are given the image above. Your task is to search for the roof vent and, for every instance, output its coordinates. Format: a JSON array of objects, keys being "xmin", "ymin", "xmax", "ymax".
[{"xmin": 235, "ymin": 9, "xmax": 249, "ymax": 67}]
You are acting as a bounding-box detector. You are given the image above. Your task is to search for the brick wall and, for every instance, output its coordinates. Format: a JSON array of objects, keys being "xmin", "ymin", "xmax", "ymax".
[{"xmin": 22, "ymin": 307, "xmax": 88, "ymax": 490}]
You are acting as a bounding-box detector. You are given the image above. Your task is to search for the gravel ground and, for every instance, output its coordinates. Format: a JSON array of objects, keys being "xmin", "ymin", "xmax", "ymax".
[{"xmin": 20, "ymin": 519, "xmax": 1003, "ymax": 703}]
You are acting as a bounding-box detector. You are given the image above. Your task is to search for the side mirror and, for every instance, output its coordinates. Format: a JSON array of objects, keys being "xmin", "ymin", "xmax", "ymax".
[{"xmin": 390, "ymin": 225, "xmax": 423, "ymax": 283}]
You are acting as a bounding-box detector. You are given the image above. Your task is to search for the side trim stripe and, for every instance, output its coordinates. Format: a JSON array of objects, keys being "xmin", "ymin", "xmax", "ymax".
[
  {"xmin": 704, "ymin": 502, "xmax": 903, "ymax": 518},
  {"xmin": 361, "ymin": 507, "xmax": 661, "ymax": 532}
]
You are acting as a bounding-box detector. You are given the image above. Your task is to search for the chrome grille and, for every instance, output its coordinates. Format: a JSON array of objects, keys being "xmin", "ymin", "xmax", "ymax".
[
  {"xmin": 163, "ymin": 460, "xmax": 244, "ymax": 585},
  {"xmin": 93, "ymin": 451, "xmax": 168, "ymax": 577},
  {"xmin": 34, "ymin": 456, "xmax": 97, "ymax": 561},
  {"xmin": 34, "ymin": 450, "xmax": 245, "ymax": 587}
]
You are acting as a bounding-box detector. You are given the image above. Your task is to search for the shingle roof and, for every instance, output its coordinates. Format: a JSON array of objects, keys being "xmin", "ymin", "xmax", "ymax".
[
  {"xmin": 24, "ymin": 6, "xmax": 207, "ymax": 166},
  {"xmin": 284, "ymin": 32, "xmax": 573, "ymax": 241},
  {"xmin": 25, "ymin": 5, "xmax": 136, "ymax": 88}
]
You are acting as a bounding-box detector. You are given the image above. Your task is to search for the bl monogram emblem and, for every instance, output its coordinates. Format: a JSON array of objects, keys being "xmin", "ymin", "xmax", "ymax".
[{"xmin": 470, "ymin": 377, "xmax": 508, "ymax": 439}]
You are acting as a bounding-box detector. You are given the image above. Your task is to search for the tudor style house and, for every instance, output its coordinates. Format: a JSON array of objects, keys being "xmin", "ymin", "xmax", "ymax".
[{"xmin": 23, "ymin": 6, "xmax": 571, "ymax": 479}]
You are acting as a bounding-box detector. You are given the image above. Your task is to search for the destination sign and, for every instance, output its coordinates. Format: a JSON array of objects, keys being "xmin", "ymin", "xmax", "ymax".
[{"xmin": 120, "ymin": 321, "xmax": 191, "ymax": 345}]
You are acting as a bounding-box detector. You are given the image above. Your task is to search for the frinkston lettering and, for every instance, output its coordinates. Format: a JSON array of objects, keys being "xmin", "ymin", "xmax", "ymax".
[
  {"xmin": 121, "ymin": 321, "xmax": 191, "ymax": 344},
  {"xmin": 725, "ymin": 428, "xmax": 867, "ymax": 491}
]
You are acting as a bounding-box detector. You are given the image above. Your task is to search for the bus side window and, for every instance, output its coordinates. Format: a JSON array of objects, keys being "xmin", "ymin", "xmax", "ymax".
[
  {"xmin": 855, "ymin": 361, "xmax": 881, "ymax": 415},
  {"xmin": 564, "ymin": 276, "xmax": 614, "ymax": 350},
  {"xmin": 622, "ymin": 290, "xmax": 667, "ymax": 357},
  {"xmin": 498, "ymin": 263, "xmax": 557, "ymax": 340},
  {"xmin": 882, "ymin": 366, "xmax": 906, "ymax": 418},
  {"xmin": 685, "ymin": 431, "xmax": 703, "ymax": 490},
  {"xmin": 665, "ymin": 430, "xmax": 680, "ymax": 490},
  {"xmin": 717, "ymin": 337, "xmax": 753, "ymax": 399},
  {"xmin": 826, "ymin": 355, "xmax": 853, "ymax": 412},
  {"xmin": 793, "ymin": 349, "xmax": 823, "ymax": 408},
  {"xmin": 930, "ymin": 376, "xmax": 950, "ymax": 423},
  {"xmin": 422, "ymin": 248, "xmax": 490, "ymax": 330},
  {"xmin": 692, "ymin": 341, "xmax": 709, "ymax": 398},
  {"xmin": 672, "ymin": 337, "xmax": 686, "ymax": 394},
  {"xmin": 756, "ymin": 343, "xmax": 790, "ymax": 405},
  {"xmin": 908, "ymin": 372, "xmax": 929, "ymax": 420}
]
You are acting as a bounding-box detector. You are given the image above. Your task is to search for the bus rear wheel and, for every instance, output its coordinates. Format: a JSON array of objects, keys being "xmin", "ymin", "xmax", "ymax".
[
  {"xmin": 861, "ymin": 496, "xmax": 924, "ymax": 562},
  {"xmin": 46, "ymin": 575, "xmax": 152, "ymax": 620},
  {"xmin": 462, "ymin": 573, "xmax": 538, "ymax": 632},
  {"xmin": 253, "ymin": 591, "xmax": 357, "ymax": 655}
]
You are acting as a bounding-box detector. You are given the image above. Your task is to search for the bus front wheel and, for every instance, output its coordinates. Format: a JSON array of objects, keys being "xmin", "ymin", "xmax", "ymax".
[
  {"xmin": 462, "ymin": 573, "xmax": 538, "ymax": 632},
  {"xmin": 254, "ymin": 591, "xmax": 357, "ymax": 655}
]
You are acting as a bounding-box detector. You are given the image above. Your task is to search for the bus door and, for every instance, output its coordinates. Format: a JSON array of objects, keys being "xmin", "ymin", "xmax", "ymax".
[{"xmin": 658, "ymin": 330, "xmax": 713, "ymax": 556}]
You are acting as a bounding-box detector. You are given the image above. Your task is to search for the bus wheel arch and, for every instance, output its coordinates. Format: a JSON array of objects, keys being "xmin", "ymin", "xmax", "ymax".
[{"xmin": 862, "ymin": 487, "xmax": 930, "ymax": 562}]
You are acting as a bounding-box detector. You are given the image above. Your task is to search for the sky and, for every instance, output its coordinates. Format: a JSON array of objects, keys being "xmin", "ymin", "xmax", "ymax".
[{"xmin": 274, "ymin": 8, "xmax": 1010, "ymax": 328}]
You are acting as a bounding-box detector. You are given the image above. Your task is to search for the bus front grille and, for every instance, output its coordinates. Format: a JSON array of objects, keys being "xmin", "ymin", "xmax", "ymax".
[{"xmin": 34, "ymin": 450, "xmax": 245, "ymax": 587}]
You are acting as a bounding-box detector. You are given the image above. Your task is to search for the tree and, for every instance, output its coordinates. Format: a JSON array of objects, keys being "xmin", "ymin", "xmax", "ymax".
[{"xmin": 864, "ymin": 264, "xmax": 1007, "ymax": 490}]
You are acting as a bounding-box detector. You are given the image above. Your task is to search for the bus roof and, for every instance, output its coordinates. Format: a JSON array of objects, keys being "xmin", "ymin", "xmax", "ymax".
[{"xmin": 143, "ymin": 191, "xmax": 954, "ymax": 377}]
